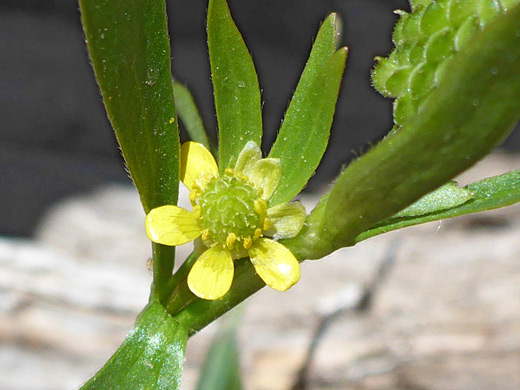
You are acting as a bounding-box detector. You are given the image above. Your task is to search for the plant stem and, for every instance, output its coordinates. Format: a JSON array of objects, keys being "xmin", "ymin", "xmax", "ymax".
[
  {"xmin": 172, "ymin": 258, "xmax": 265, "ymax": 335},
  {"xmin": 164, "ymin": 251, "xmax": 198, "ymax": 314},
  {"xmin": 150, "ymin": 243, "xmax": 176, "ymax": 304}
]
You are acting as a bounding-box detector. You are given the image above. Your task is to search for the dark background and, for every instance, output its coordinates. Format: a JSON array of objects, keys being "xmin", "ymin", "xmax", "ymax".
[{"xmin": 1, "ymin": 0, "xmax": 519, "ymax": 237}]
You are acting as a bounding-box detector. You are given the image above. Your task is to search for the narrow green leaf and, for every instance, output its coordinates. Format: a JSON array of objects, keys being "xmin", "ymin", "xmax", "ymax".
[
  {"xmin": 195, "ymin": 308, "xmax": 244, "ymax": 390},
  {"xmin": 284, "ymin": 4, "xmax": 520, "ymax": 260},
  {"xmin": 208, "ymin": 0, "xmax": 263, "ymax": 172},
  {"xmin": 269, "ymin": 14, "xmax": 345, "ymax": 205},
  {"xmin": 357, "ymin": 169, "xmax": 520, "ymax": 242},
  {"xmin": 172, "ymin": 80, "xmax": 217, "ymax": 156},
  {"xmin": 393, "ymin": 181, "xmax": 473, "ymax": 217},
  {"xmin": 79, "ymin": 0, "xmax": 180, "ymax": 301},
  {"xmin": 80, "ymin": 303, "xmax": 188, "ymax": 390},
  {"xmin": 79, "ymin": 0, "xmax": 180, "ymax": 214}
]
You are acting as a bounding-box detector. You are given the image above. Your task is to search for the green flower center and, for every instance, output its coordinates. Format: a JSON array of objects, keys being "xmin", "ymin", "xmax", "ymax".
[{"xmin": 197, "ymin": 172, "xmax": 265, "ymax": 250}]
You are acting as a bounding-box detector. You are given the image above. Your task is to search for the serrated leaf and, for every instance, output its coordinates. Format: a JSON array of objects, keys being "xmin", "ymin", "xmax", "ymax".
[
  {"xmin": 79, "ymin": 0, "xmax": 180, "ymax": 300},
  {"xmin": 208, "ymin": 0, "xmax": 262, "ymax": 172},
  {"xmin": 284, "ymin": 4, "xmax": 520, "ymax": 260},
  {"xmin": 269, "ymin": 13, "xmax": 347, "ymax": 205},
  {"xmin": 80, "ymin": 303, "xmax": 188, "ymax": 390},
  {"xmin": 172, "ymin": 80, "xmax": 216, "ymax": 156},
  {"xmin": 195, "ymin": 308, "xmax": 244, "ymax": 390},
  {"xmin": 357, "ymin": 169, "xmax": 520, "ymax": 242}
]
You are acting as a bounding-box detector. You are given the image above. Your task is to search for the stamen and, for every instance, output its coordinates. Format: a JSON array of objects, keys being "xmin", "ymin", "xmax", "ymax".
[
  {"xmin": 263, "ymin": 218, "xmax": 271, "ymax": 231},
  {"xmin": 201, "ymin": 229, "xmax": 210, "ymax": 242},
  {"xmin": 254, "ymin": 198, "xmax": 267, "ymax": 216},
  {"xmin": 226, "ymin": 232, "xmax": 237, "ymax": 248},
  {"xmin": 253, "ymin": 228, "xmax": 262, "ymax": 239},
  {"xmin": 189, "ymin": 190, "xmax": 199, "ymax": 205},
  {"xmin": 243, "ymin": 237, "xmax": 252, "ymax": 249}
]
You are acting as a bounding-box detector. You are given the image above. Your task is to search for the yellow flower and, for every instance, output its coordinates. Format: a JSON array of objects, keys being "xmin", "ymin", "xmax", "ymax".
[{"xmin": 145, "ymin": 141, "xmax": 306, "ymax": 300}]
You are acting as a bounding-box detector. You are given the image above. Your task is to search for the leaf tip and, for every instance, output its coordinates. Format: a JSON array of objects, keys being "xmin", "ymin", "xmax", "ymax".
[
  {"xmin": 328, "ymin": 12, "xmax": 343, "ymax": 49},
  {"xmin": 337, "ymin": 46, "xmax": 349, "ymax": 63}
]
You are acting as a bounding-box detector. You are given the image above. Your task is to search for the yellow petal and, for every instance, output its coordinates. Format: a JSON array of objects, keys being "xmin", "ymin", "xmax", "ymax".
[
  {"xmin": 181, "ymin": 141, "xmax": 218, "ymax": 191},
  {"xmin": 249, "ymin": 158, "xmax": 281, "ymax": 201},
  {"xmin": 145, "ymin": 205, "xmax": 202, "ymax": 246},
  {"xmin": 248, "ymin": 238, "xmax": 300, "ymax": 291},
  {"xmin": 187, "ymin": 246, "xmax": 234, "ymax": 300},
  {"xmin": 265, "ymin": 201, "xmax": 306, "ymax": 239},
  {"xmin": 234, "ymin": 141, "xmax": 261, "ymax": 177}
]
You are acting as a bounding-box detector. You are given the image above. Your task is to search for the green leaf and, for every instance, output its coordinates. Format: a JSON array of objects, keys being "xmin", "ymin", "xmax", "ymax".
[
  {"xmin": 284, "ymin": 4, "xmax": 520, "ymax": 260},
  {"xmin": 195, "ymin": 308, "xmax": 244, "ymax": 390},
  {"xmin": 79, "ymin": 0, "xmax": 180, "ymax": 300},
  {"xmin": 80, "ymin": 302, "xmax": 188, "ymax": 390},
  {"xmin": 208, "ymin": 0, "xmax": 263, "ymax": 172},
  {"xmin": 357, "ymin": 169, "xmax": 520, "ymax": 242},
  {"xmin": 269, "ymin": 14, "xmax": 347, "ymax": 205},
  {"xmin": 172, "ymin": 80, "xmax": 217, "ymax": 156},
  {"xmin": 393, "ymin": 181, "xmax": 472, "ymax": 218},
  {"xmin": 79, "ymin": 0, "xmax": 180, "ymax": 214}
]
